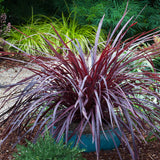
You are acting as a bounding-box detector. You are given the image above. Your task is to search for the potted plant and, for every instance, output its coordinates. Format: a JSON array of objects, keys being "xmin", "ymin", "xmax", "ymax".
[{"xmin": 0, "ymin": 4, "xmax": 160, "ymax": 160}]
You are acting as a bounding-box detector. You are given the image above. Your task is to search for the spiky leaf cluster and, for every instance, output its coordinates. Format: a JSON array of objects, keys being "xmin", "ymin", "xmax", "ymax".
[{"xmin": 0, "ymin": 5, "xmax": 160, "ymax": 160}]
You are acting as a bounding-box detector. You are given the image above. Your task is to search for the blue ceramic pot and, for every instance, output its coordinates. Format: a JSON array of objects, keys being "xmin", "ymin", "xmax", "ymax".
[
  {"xmin": 64, "ymin": 127, "xmax": 121, "ymax": 152},
  {"xmin": 50, "ymin": 125, "xmax": 121, "ymax": 152}
]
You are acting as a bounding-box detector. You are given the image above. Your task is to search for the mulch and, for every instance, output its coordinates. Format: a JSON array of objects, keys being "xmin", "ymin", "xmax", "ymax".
[
  {"xmin": 0, "ymin": 58, "xmax": 160, "ymax": 160},
  {"xmin": 0, "ymin": 122, "xmax": 160, "ymax": 160}
]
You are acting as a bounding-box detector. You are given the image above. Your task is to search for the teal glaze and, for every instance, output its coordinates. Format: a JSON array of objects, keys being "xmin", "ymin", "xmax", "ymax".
[{"xmin": 66, "ymin": 128, "xmax": 121, "ymax": 152}]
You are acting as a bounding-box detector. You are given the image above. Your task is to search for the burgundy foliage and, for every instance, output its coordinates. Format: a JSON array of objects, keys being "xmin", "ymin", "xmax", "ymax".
[{"xmin": 0, "ymin": 6, "xmax": 160, "ymax": 160}]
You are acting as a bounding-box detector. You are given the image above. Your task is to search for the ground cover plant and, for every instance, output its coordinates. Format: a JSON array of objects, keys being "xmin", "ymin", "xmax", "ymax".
[
  {"xmin": 13, "ymin": 130, "xmax": 85, "ymax": 160},
  {"xmin": 0, "ymin": 3, "xmax": 160, "ymax": 160},
  {"xmin": 6, "ymin": 13, "xmax": 105, "ymax": 55}
]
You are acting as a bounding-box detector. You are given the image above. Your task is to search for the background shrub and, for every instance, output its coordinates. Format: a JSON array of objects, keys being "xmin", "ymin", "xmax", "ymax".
[
  {"xmin": 2, "ymin": 0, "xmax": 160, "ymax": 39},
  {"xmin": 71, "ymin": 0, "xmax": 160, "ymax": 37}
]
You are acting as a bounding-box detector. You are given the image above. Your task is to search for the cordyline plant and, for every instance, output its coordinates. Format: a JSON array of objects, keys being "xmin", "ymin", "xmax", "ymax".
[{"xmin": 0, "ymin": 5, "xmax": 160, "ymax": 160}]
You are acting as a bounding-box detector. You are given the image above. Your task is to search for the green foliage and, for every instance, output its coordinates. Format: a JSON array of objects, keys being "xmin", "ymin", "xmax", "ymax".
[
  {"xmin": 71, "ymin": 0, "xmax": 160, "ymax": 37},
  {"xmin": 141, "ymin": 0, "xmax": 160, "ymax": 30},
  {"xmin": 145, "ymin": 115, "xmax": 160, "ymax": 142},
  {"xmin": 145, "ymin": 129, "xmax": 160, "ymax": 142},
  {"xmin": 7, "ymin": 13, "xmax": 106, "ymax": 55},
  {"xmin": 6, "ymin": 16, "xmax": 53, "ymax": 55},
  {"xmin": 13, "ymin": 131, "xmax": 85, "ymax": 160},
  {"xmin": 153, "ymin": 56, "xmax": 160, "ymax": 72},
  {"xmin": 0, "ymin": 0, "xmax": 5, "ymax": 14},
  {"xmin": 2, "ymin": 0, "xmax": 160, "ymax": 34},
  {"xmin": 71, "ymin": 0, "xmax": 145, "ymax": 36},
  {"xmin": 53, "ymin": 13, "xmax": 106, "ymax": 53}
]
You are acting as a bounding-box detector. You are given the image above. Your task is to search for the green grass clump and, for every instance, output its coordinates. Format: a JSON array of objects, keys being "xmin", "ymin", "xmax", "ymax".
[
  {"xmin": 13, "ymin": 131, "xmax": 85, "ymax": 160},
  {"xmin": 7, "ymin": 13, "xmax": 106, "ymax": 55}
]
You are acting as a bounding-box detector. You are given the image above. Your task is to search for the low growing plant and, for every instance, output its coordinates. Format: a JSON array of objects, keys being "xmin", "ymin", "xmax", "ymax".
[
  {"xmin": 0, "ymin": 4, "xmax": 160, "ymax": 160},
  {"xmin": 145, "ymin": 124, "xmax": 160, "ymax": 142},
  {"xmin": 13, "ymin": 131, "xmax": 85, "ymax": 160}
]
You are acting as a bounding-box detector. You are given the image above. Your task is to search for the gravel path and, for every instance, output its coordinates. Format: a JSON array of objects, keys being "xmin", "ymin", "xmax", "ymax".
[{"xmin": 0, "ymin": 64, "xmax": 34, "ymax": 120}]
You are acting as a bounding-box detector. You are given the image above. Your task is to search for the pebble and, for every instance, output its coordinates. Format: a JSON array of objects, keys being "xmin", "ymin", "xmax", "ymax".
[{"xmin": 0, "ymin": 65, "xmax": 34, "ymax": 119}]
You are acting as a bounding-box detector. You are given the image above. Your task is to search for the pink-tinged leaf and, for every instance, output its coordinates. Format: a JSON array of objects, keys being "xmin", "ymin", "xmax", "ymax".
[
  {"xmin": 94, "ymin": 90, "xmax": 102, "ymax": 126},
  {"xmin": 106, "ymin": 1, "xmax": 129, "ymax": 46},
  {"xmin": 3, "ymin": 40, "xmax": 29, "ymax": 55},
  {"xmin": 93, "ymin": 14, "xmax": 105, "ymax": 61},
  {"xmin": 112, "ymin": 16, "xmax": 134, "ymax": 48},
  {"xmin": 91, "ymin": 110, "xmax": 96, "ymax": 143}
]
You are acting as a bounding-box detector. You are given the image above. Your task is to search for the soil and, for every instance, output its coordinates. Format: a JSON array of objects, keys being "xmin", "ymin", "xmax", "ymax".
[
  {"xmin": 0, "ymin": 122, "xmax": 160, "ymax": 160},
  {"xmin": 0, "ymin": 58, "xmax": 160, "ymax": 160}
]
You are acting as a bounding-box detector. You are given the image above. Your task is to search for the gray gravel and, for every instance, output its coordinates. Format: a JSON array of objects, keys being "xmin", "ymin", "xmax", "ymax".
[{"xmin": 0, "ymin": 66, "xmax": 34, "ymax": 120}]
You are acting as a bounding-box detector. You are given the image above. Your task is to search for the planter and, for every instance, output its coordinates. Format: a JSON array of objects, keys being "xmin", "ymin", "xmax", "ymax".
[
  {"xmin": 51, "ymin": 127, "xmax": 121, "ymax": 152},
  {"xmin": 67, "ymin": 127, "xmax": 121, "ymax": 152}
]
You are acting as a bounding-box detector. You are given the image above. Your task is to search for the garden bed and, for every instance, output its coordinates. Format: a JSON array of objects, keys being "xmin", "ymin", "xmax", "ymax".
[
  {"xmin": 0, "ymin": 122, "xmax": 160, "ymax": 160},
  {"xmin": 0, "ymin": 59, "xmax": 160, "ymax": 160}
]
